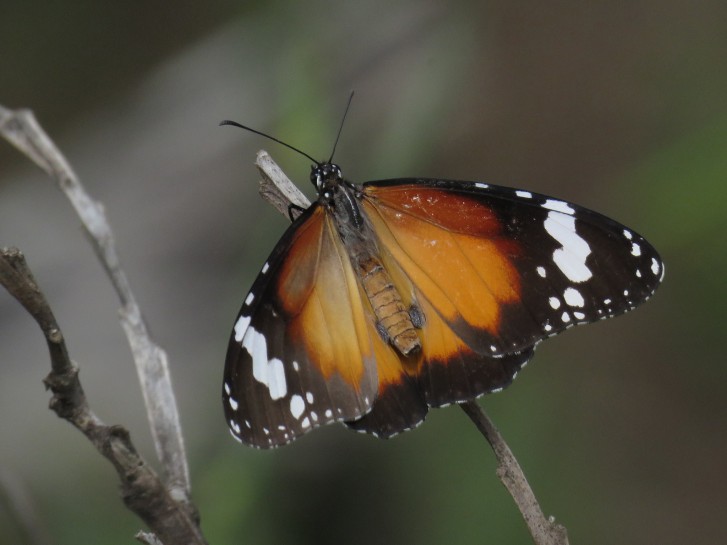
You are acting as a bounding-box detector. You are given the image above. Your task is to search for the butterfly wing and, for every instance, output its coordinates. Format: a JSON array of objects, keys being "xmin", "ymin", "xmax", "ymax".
[
  {"xmin": 225, "ymin": 176, "xmax": 664, "ymax": 445},
  {"xmin": 345, "ymin": 188, "xmax": 542, "ymax": 438},
  {"xmin": 223, "ymin": 204, "xmax": 379, "ymax": 448},
  {"xmin": 361, "ymin": 179, "xmax": 663, "ymax": 357},
  {"xmin": 345, "ymin": 285, "xmax": 534, "ymax": 437}
]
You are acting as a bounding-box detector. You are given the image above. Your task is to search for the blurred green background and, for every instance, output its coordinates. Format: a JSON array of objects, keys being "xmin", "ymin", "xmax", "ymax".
[{"xmin": 1, "ymin": 1, "xmax": 725, "ymax": 544}]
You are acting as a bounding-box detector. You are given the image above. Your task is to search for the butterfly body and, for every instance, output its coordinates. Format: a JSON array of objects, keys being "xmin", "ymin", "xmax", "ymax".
[
  {"xmin": 223, "ymin": 162, "xmax": 663, "ymax": 448},
  {"xmin": 315, "ymin": 163, "xmax": 423, "ymax": 358}
]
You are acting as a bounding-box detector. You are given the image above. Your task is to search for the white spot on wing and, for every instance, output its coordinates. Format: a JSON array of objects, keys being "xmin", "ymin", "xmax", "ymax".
[
  {"xmin": 549, "ymin": 297, "xmax": 561, "ymax": 309},
  {"xmin": 542, "ymin": 199, "xmax": 575, "ymax": 215},
  {"xmin": 325, "ymin": 409, "xmax": 333, "ymax": 418},
  {"xmin": 241, "ymin": 326, "xmax": 288, "ymax": 400},
  {"xmin": 290, "ymin": 395, "xmax": 305, "ymax": 419},
  {"xmin": 306, "ymin": 392, "xmax": 314, "ymax": 404},
  {"xmin": 561, "ymin": 311, "xmax": 571, "ymax": 323},
  {"xmin": 623, "ymin": 229, "xmax": 633, "ymax": 240},
  {"xmin": 651, "ymin": 258, "xmax": 660, "ymax": 275},
  {"xmin": 223, "ymin": 382, "xmax": 231, "ymax": 395},
  {"xmin": 301, "ymin": 417, "xmax": 311, "ymax": 429},
  {"xmin": 245, "ymin": 292, "xmax": 255, "ymax": 306},
  {"xmin": 544, "ymin": 212, "xmax": 592, "ymax": 282},
  {"xmin": 515, "ymin": 190, "xmax": 532, "ymax": 198},
  {"xmin": 234, "ymin": 315, "xmax": 251, "ymax": 342},
  {"xmin": 536, "ymin": 266, "xmax": 546, "ymax": 277},
  {"xmin": 631, "ymin": 242, "xmax": 641, "ymax": 257},
  {"xmin": 573, "ymin": 311, "xmax": 586, "ymax": 320},
  {"xmin": 474, "ymin": 182, "xmax": 489, "ymax": 189},
  {"xmin": 261, "ymin": 262, "xmax": 270, "ymax": 274},
  {"xmin": 228, "ymin": 396, "xmax": 239, "ymax": 411},
  {"xmin": 563, "ymin": 287, "xmax": 585, "ymax": 307}
]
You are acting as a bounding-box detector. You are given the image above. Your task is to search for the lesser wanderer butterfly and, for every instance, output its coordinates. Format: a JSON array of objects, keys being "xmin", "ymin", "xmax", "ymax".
[{"xmin": 221, "ymin": 108, "xmax": 663, "ymax": 449}]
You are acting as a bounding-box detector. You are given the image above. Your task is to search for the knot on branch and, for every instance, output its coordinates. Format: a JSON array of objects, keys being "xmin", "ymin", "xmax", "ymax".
[
  {"xmin": 44, "ymin": 365, "xmax": 87, "ymax": 419},
  {"xmin": 47, "ymin": 327, "xmax": 63, "ymax": 343}
]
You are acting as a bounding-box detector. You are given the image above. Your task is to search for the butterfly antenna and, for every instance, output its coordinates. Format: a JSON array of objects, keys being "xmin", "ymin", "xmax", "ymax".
[
  {"xmin": 219, "ymin": 120, "xmax": 320, "ymax": 165},
  {"xmin": 328, "ymin": 90, "xmax": 354, "ymax": 163}
]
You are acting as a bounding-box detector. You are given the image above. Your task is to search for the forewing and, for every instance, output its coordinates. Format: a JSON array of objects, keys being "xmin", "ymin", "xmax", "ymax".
[
  {"xmin": 223, "ymin": 205, "xmax": 378, "ymax": 448},
  {"xmin": 361, "ymin": 179, "xmax": 663, "ymax": 356}
]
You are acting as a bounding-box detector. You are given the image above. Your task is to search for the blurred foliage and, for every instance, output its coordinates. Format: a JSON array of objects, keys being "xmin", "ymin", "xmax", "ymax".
[{"xmin": 2, "ymin": 1, "xmax": 727, "ymax": 545}]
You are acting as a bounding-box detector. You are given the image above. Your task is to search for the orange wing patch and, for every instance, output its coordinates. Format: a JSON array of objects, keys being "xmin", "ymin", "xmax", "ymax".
[
  {"xmin": 276, "ymin": 209, "xmax": 376, "ymax": 395},
  {"xmin": 362, "ymin": 185, "xmax": 521, "ymax": 347},
  {"xmin": 347, "ymin": 266, "xmax": 529, "ymax": 437}
]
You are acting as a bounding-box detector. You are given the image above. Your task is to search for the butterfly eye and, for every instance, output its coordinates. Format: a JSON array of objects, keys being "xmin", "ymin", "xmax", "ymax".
[
  {"xmin": 309, "ymin": 166, "xmax": 323, "ymax": 190},
  {"xmin": 310, "ymin": 164, "xmax": 343, "ymax": 193}
]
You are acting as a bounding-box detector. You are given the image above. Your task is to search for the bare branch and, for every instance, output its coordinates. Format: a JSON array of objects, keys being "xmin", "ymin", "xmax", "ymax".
[
  {"xmin": 0, "ymin": 249, "xmax": 206, "ymax": 545},
  {"xmin": 255, "ymin": 150, "xmax": 311, "ymax": 217},
  {"xmin": 253, "ymin": 150, "xmax": 570, "ymax": 545},
  {"xmin": 460, "ymin": 401, "xmax": 570, "ymax": 545},
  {"xmin": 0, "ymin": 104, "xmax": 190, "ymax": 502}
]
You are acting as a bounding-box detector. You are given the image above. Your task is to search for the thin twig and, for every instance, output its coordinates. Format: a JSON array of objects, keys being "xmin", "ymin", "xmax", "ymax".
[
  {"xmin": 0, "ymin": 248, "xmax": 207, "ymax": 545},
  {"xmin": 1, "ymin": 104, "xmax": 206, "ymax": 542},
  {"xmin": 460, "ymin": 402, "xmax": 569, "ymax": 545},
  {"xmin": 253, "ymin": 150, "xmax": 569, "ymax": 545},
  {"xmin": 255, "ymin": 150, "xmax": 310, "ymax": 218},
  {"xmin": 0, "ymin": 104, "xmax": 190, "ymax": 504}
]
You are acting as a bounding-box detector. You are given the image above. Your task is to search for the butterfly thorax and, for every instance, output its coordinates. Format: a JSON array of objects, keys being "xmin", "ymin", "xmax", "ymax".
[{"xmin": 311, "ymin": 163, "xmax": 423, "ymax": 357}]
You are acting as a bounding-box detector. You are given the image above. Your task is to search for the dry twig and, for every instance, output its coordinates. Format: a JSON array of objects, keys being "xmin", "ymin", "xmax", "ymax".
[
  {"xmin": 0, "ymin": 248, "xmax": 206, "ymax": 545},
  {"xmin": 461, "ymin": 402, "xmax": 570, "ymax": 545},
  {"xmin": 253, "ymin": 149, "xmax": 569, "ymax": 545},
  {"xmin": 0, "ymin": 105, "xmax": 190, "ymax": 502},
  {"xmin": 0, "ymin": 105, "xmax": 205, "ymax": 544}
]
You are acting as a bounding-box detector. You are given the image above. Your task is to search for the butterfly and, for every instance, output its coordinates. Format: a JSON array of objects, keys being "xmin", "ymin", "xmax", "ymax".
[{"xmin": 221, "ymin": 120, "xmax": 664, "ymax": 449}]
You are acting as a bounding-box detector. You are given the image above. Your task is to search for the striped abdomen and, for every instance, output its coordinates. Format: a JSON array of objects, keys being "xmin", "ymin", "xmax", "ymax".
[{"xmin": 358, "ymin": 256, "xmax": 421, "ymax": 356}]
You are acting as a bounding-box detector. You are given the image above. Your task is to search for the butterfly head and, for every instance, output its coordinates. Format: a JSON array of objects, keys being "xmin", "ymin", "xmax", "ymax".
[{"xmin": 311, "ymin": 163, "xmax": 343, "ymax": 200}]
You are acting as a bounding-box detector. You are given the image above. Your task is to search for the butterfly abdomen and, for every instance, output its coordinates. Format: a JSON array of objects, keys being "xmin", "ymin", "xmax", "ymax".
[
  {"xmin": 359, "ymin": 256, "xmax": 421, "ymax": 356},
  {"xmin": 329, "ymin": 180, "xmax": 422, "ymax": 357}
]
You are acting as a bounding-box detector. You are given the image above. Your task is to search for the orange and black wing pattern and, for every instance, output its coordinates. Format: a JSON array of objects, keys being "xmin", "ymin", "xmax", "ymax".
[
  {"xmin": 342, "ymin": 179, "xmax": 662, "ymax": 438},
  {"xmin": 361, "ymin": 179, "xmax": 663, "ymax": 352},
  {"xmin": 224, "ymin": 173, "xmax": 663, "ymax": 448},
  {"xmin": 223, "ymin": 203, "xmax": 381, "ymax": 447}
]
